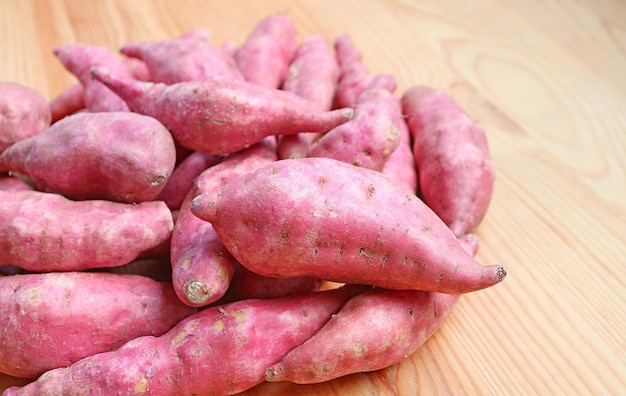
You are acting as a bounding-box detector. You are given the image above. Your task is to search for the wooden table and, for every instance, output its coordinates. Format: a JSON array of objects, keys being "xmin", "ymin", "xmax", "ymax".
[{"xmin": 1, "ymin": 0, "xmax": 624, "ymax": 394}]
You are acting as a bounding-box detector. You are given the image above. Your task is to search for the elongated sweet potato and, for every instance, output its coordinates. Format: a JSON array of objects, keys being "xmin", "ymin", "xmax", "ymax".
[
  {"xmin": 228, "ymin": 263, "xmax": 323, "ymax": 301},
  {"xmin": 53, "ymin": 44, "xmax": 132, "ymax": 112},
  {"xmin": 171, "ymin": 139, "xmax": 277, "ymax": 307},
  {"xmin": 0, "ymin": 190, "xmax": 173, "ymax": 272},
  {"xmin": 120, "ymin": 35, "xmax": 243, "ymax": 83},
  {"xmin": 90, "ymin": 67, "xmax": 353, "ymax": 155},
  {"xmin": 308, "ymin": 87, "xmax": 403, "ymax": 171},
  {"xmin": 4, "ymin": 285, "xmax": 366, "ymax": 396},
  {"xmin": 265, "ymin": 233, "xmax": 478, "ymax": 384},
  {"xmin": 0, "ymin": 112, "xmax": 176, "ymax": 203},
  {"xmin": 48, "ymin": 83, "xmax": 85, "ymax": 123},
  {"xmin": 381, "ymin": 113, "xmax": 418, "ymax": 193},
  {"xmin": 401, "ymin": 86, "xmax": 495, "ymax": 236},
  {"xmin": 0, "ymin": 82, "xmax": 51, "ymax": 153},
  {"xmin": 0, "ymin": 272, "xmax": 196, "ymax": 378},
  {"xmin": 277, "ymin": 34, "xmax": 340, "ymax": 160},
  {"xmin": 191, "ymin": 157, "xmax": 506, "ymax": 294},
  {"xmin": 333, "ymin": 34, "xmax": 396, "ymax": 108},
  {"xmin": 234, "ymin": 14, "xmax": 297, "ymax": 89}
]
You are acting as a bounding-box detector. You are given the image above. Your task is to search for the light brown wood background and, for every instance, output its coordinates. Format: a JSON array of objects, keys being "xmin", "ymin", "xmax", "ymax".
[{"xmin": 1, "ymin": 0, "xmax": 625, "ymax": 394}]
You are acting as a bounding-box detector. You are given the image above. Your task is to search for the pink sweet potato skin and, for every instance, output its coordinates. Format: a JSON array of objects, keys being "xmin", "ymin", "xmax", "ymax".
[
  {"xmin": 401, "ymin": 86, "xmax": 495, "ymax": 236},
  {"xmin": 0, "ymin": 175, "xmax": 33, "ymax": 191},
  {"xmin": 333, "ymin": 34, "xmax": 396, "ymax": 108},
  {"xmin": 0, "ymin": 112, "xmax": 176, "ymax": 203},
  {"xmin": 120, "ymin": 36, "xmax": 243, "ymax": 84},
  {"xmin": 191, "ymin": 157, "xmax": 506, "ymax": 294},
  {"xmin": 0, "ymin": 190, "xmax": 173, "ymax": 272},
  {"xmin": 90, "ymin": 68, "xmax": 354, "ymax": 155},
  {"xmin": 265, "ymin": 289, "xmax": 459, "ymax": 384},
  {"xmin": 0, "ymin": 82, "xmax": 51, "ymax": 153},
  {"xmin": 4, "ymin": 285, "xmax": 365, "ymax": 396},
  {"xmin": 0, "ymin": 272, "xmax": 196, "ymax": 378},
  {"xmin": 277, "ymin": 34, "xmax": 340, "ymax": 160},
  {"xmin": 155, "ymin": 151, "xmax": 222, "ymax": 210},
  {"xmin": 48, "ymin": 83, "xmax": 85, "ymax": 123},
  {"xmin": 53, "ymin": 44, "xmax": 131, "ymax": 112},
  {"xmin": 381, "ymin": 113, "xmax": 418, "ymax": 194},
  {"xmin": 234, "ymin": 14, "xmax": 297, "ymax": 89},
  {"xmin": 228, "ymin": 263, "xmax": 323, "ymax": 300},
  {"xmin": 308, "ymin": 87, "xmax": 403, "ymax": 172},
  {"xmin": 171, "ymin": 140, "xmax": 277, "ymax": 307}
]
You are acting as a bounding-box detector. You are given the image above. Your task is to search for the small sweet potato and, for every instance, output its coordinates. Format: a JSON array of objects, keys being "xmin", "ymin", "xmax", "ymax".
[
  {"xmin": 401, "ymin": 86, "xmax": 495, "ymax": 236},
  {"xmin": 0, "ymin": 272, "xmax": 196, "ymax": 378},
  {"xmin": 53, "ymin": 44, "xmax": 132, "ymax": 112},
  {"xmin": 228, "ymin": 263, "xmax": 323, "ymax": 301},
  {"xmin": 308, "ymin": 87, "xmax": 403, "ymax": 171},
  {"xmin": 333, "ymin": 34, "xmax": 396, "ymax": 108},
  {"xmin": 381, "ymin": 113, "xmax": 418, "ymax": 193},
  {"xmin": 0, "ymin": 111, "xmax": 176, "ymax": 203},
  {"xmin": 191, "ymin": 157, "xmax": 506, "ymax": 294},
  {"xmin": 171, "ymin": 140, "xmax": 277, "ymax": 307},
  {"xmin": 48, "ymin": 83, "xmax": 85, "ymax": 123},
  {"xmin": 0, "ymin": 82, "xmax": 51, "ymax": 153},
  {"xmin": 234, "ymin": 14, "xmax": 297, "ymax": 89},
  {"xmin": 155, "ymin": 151, "xmax": 222, "ymax": 210},
  {"xmin": 120, "ymin": 35, "xmax": 243, "ymax": 83},
  {"xmin": 277, "ymin": 34, "xmax": 340, "ymax": 160},
  {"xmin": 0, "ymin": 190, "xmax": 173, "ymax": 272},
  {"xmin": 4, "ymin": 285, "xmax": 365, "ymax": 396},
  {"xmin": 0, "ymin": 174, "xmax": 33, "ymax": 192},
  {"xmin": 90, "ymin": 67, "xmax": 354, "ymax": 155}
]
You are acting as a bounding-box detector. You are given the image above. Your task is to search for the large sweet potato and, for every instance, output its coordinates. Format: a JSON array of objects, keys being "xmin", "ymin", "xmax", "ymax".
[
  {"xmin": 401, "ymin": 86, "xmax": 495, "ymax": 236},
  {"xmin": 0, "ymin": 112, "xmax": 176, "ymax": 203},
  {"xmin": 90, "ymin": 67, "xmax": 353, "ymax": 155},
  {"xmin": 191, "ymin": 157, "xmax": 506, "ymax": 294},
  {"xmin": 0, "ymin": 272, "xmax": 196, "ymax": 378},
  {"xmin": 0, "ymin": 190, "xmax": 173, "ymax": 272},
  {"xmin": 4, "ymin": 285, "xmax": 365, "ymax": 396}
]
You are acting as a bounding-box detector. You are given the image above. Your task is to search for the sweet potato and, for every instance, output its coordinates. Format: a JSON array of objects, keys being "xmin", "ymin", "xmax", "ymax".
[
  {"xmin": 0, "ymin": 174, "xmax": 33, "ymax": 191},
  {"xmin": 381, "ymin": 113, "xmax": 418, "ymax": 193},
  {"xmin": 4, "ymin": 285, "xmax": 366, "ymax": 396},
  {"xmin": 277, "ymin": 34, "xmax": 340, "ymax": 160},
  {"xmin": 0, "ymin": 272, "xmax": 196, "ymax": 378},
  {"xmin": 53, "ymin": 44, "xmax": 132, "ymax": 112},
  {"xmin": 191, "ymin": 157, "xmax": 506, "ymax": 294},
  {"xmin": 333, "ymin": 34, "xmax": 396, "ymax": 108},
  {"xmin": 120, "ymin": 35, "xmax": 243, "ymax": 83},
  {"xmin": 0, "ymin": 111, "xmax": 176, "ymax": 203},
  {"xmin": 234, "ymin": 14, "xmax": 297, "ymax": 89},
  {"xmin": 401, "ymin": 86, "xmax": 495, "ymax": 236},
  {"xmin": 171, "ymin": 140, "xmax": 277, "ymax": 307},
  {"xmin": 308, "ymin": 87, "xmax": 403, "ymax": 171},
  {"xmin": 265, "ymin": 233, "xmax": 478, "ymax": 384},
  {"xmin": 228, "ymin": 263, "xmax": 323, "ymax": 301},
  {"xmin": 0, "ymin": 190, "xmax": 173, "ymax": 272},
  {"xmin": 90, "ymin": 67, "xmax": 354, "ymax": 155},
  {"xmin": 48, "ymin": 83, "xmax": 85, "ymax": 123},
  {"xmin": 0, "ymin": 82, "xmax": 51, "ymax": 153},
  {"xmin": 155, "ymin": 151, "xmax": 222, "ymax": 210}
]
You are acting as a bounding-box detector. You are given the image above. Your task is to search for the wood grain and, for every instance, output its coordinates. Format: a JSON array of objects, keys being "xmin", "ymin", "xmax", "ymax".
[{"xmin": 1, "ymin": 0, "xmax": 625, "ymax": 394}]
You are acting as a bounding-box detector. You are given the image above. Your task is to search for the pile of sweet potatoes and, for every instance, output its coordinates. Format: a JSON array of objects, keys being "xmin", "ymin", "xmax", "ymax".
[{"xmin": 0, "ymin": 13, "xmax": 505, "ymax": 396}]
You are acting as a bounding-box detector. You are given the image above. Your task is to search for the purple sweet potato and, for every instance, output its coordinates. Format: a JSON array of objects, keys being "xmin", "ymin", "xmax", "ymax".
[
  {"xmin": 333, "ymin": 34, "xmax": 396, "ymax": 108},
  {"xmin": 0, "ymin": 190, "xmax": 173, "ymax": 272},
  {"xmin": 48, "ymin": 83, "xmax": 85, "ymax": 123},
  {"xmin": 0, "ymin": 111, "xmax": 176, "ymax": 203},
  {"xmin": 0, "ymin": 272, "xmax": 196, "ymax": 378},
  {"xmin": 234, "ymin": 14, "xmax": 297, "ymax": 89},
  {"xmin": 264, "ymin": 233, "xmax": 478, "ymax": 384},
  {"xmin": 53, "ymin": 44, "xmax": 132, "ymax": 112},
  {"xmin": 0, "ymin": 82, "xmax": 51, "ymax": 153},
  {"xmin": 171, "ymin": 139, "xmax": 277, "ymax": 307},
  {"xmin": 401, "ymin": 86, "xmax": 495, "ymax": 236},
  {"xmin": 155, "ymin": 151, "xmax": 222, "ymax": 210},
  {"xmin": 90, "ymin": 67, "xmax": 354, "ymax": 155},
  {"xmin": 277, "ymin": 34, "xmax": 340, "ymax": 160},
  {"xmin": 191, "ymin": 157, "xmax": 506, "ymax": 294},
  {"xmin": 308, "ymin": 87, "xmax": 403, "ymax": 171},
  {"xmin": 4, "ymin": 285, "xmax": 365, "ymax": 396},
  {"xmin": 120, "ymin": 35, "xmax": 243, "ymax": 84}
]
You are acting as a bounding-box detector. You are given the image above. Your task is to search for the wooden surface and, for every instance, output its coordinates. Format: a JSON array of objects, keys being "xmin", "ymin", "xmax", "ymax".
[{"xmin": 1, "ymin": 0, "xmax": 625, "ymax": 394}]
